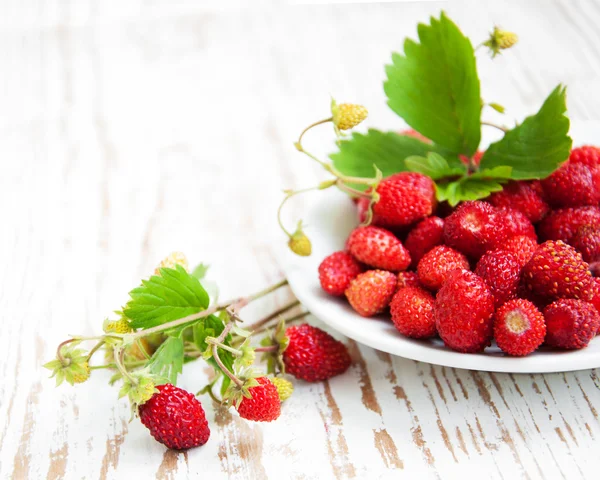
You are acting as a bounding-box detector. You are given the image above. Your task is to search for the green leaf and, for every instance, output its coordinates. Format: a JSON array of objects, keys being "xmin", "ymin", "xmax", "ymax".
[
  {"xmin": 330, "ymin": 130, "xmax": 452, "ymax": 188},
  {"xmin": 479, "ymin": 85, "xmax": 572, "ymax": 179},
  {"xmin": 192, "ymin": 315, "xmax": 235, "ymax": 396},
  {"xmin": 405, "ymin": 152, "xmax": 465, "ymax": 180},
  {"xmin": 435, "ymin": 165, "xmax": 511, "ymax": 206},
  {"xmin": 191, "ymin": 263, "xmax": 209, "ymax": 280},
  {"xmin": 124, "ymin": 265, "xmax": 209, "ymax": 329},
  {"xmin": 384, "ymin": 12, "xmax": 481, "ymax": 155},
  {"xmin": 147, "ymin": 337, "xmax": 184, "ymax": 385}
]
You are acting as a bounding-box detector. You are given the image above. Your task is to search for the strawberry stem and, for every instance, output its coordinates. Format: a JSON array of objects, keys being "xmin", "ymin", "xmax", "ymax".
[
  {"xmin": 246, "ymin": 300, "xmax": 300, "ymax": 332},
  {"xmin": 255, "ymin": 345, "xmax": 278, "ymax": 353},
  {"xmin": 211, "ymin": 322, "xmax": 244, "ymax": 388},
  {"xmin": 86, "ymin": 340, "xmax": 105, "ymax": 362},
  {"xmin": 481, "ymin": 120, "xmax": 508, "ymax": 132},
  {"xmin": 56, "ymin": 338, "xmax": 78, "ymax": 365}
]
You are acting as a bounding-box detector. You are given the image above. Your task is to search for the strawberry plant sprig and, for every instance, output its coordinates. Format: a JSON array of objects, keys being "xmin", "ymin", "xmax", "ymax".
[{"xmin": 280, "ymin": 12, "xmax": 572, "ymax": 256}]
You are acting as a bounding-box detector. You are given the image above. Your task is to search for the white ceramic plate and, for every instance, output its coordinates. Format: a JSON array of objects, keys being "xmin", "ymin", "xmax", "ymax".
[{"xmin": 278, "ymin": 121, "xmax": 600, "ymax": 373}]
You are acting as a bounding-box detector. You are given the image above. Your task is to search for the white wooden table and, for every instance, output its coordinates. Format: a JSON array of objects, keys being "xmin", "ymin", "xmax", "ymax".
[{"xmin": 2, "ymin": 1, "xmax": 600, "ymax": 478}]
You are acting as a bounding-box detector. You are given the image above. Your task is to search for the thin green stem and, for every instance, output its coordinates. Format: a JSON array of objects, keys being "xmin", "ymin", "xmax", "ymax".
[
  {"xmin": 246, "ymin": 278, "xmax": 288, "ymax": 303},
  {"xmin": 335, "ymin": 180, "xmax": 372, "ymax": 198},
  {"xmin": 56, "ymin": 338, "xmax": 78, "ymax": 365},
  {"xmin": 296, "ymin": 117, "xmax": 333, "ymax": 149},
  {"xmin": 135, "ymin": 339, "xmax": 151, "ymax": 360},
  {"xmin": 254, "ymin": 345, "xmax": 278, "ymax": 353},
  {"xmin": 481, "ymin": 120, "xmax": 508, "ymax": 132},
  {"xmin": 277, "ymin": 186, "xmax": 321, "ymax": 237},
  {"xmin": 115, "ymin": 348, "xmax": 137, "ymax": 385},
  {"xmin": 211, "ymin": 323, "xmax": 243, "ymax": 388},
  {"xmin": 245, "ymin": 300, "xmax": 300, "ymax": 333},
  {"xmin": 86, "ymin": 340, "xmax": 105, "ymax": 362},
  {"xmin": 284, "ymin": 311, "xmax": 311, "ymax": 324}
]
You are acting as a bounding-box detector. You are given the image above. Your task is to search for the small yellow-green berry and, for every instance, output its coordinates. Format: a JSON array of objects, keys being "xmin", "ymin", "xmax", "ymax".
[
  {"xmin": 288, "ymin": 228, "xmax": 312, "ymax": 257},
  {"xmin": 72, "ymin": 362, "xmax": 90, "ymax": 384},
  {"xmin": 271, "ymin": 377, "xmax": 294, "ymax": 402},
  {"xmin": 332, "ymin": 102, "xmax": 368, "ymax": 131}
]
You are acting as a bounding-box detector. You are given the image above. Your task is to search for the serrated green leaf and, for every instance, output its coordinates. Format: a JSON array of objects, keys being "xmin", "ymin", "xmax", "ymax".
[
  {"xmin": 405, "ymin": 152, "xmax": 466, "ymax": 180},
  {"xmin": 479, "ymin": 85, "xmax": 572, "ymax": 179},
  {"xmin": 468, "ymin": 166, "xmax": 513, "ymax": 180},
  {"xmin": 384, "ymin": 12, "xmax": 481, "ymax": 155},
  {"xmin": 437, "ymin": 177, "xmax": 506, "ymax": 206},
  {"xmin": 147, "ymin": 336, "xmax": 184, "ymax": 386},
  {"xmin": 124, "ymin": 265, "xmax": 209, "ymax": 329},
  {"xmin": 330, "ymin": 130, "xmax": 454, "ymax": 188}
]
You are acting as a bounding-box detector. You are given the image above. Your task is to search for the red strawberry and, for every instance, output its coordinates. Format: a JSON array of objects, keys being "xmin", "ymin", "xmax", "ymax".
[
  {"xmin": 591, "ymin": 279, "xmax": 600, "ymax": 316},
  {"xmin": 475, "ymin": 250, "xmax": 521, "ymax": 309},
  {"xmin": 390, "ymin": 286, "xmax": 436, "ymax": 339},
  {"xmin": 283, "ymin": 324, "xmax": 351, "ymax": 382},
  {"xmin": 541, "ymin": 162, "xmax": 600, "ymax": 208},
  {"xmin": 569, "ymin": 226, "xmax": 600, "ymax": 264},
  {"xmin": 346, "ymin": 226, "xmax": 410, "ymax": 272},
  {"xmin": 499, "ymin": 208, "xmax": 537, "ymax": 240},
  {"xmin": 345, "ymin": 270, "xmax": 397, "ymax": 317},
  {"xmin": 405, "ymin": 216, "xmax": 445, "ymax": 267},
  {"xmin": 522, "ymin": 240, "xmax": 594, "ymax": 301},
  {"xmin": 417, "ymin": 245, "xmax": 469, "ymax": 291},
  {"xmin": 372, "ymin": 173, "xmax": 436, "ymax": 229},
  {"xmin": 538, "ymin": 206, "xmax": 600, "ymax": 243},
  {"xmin": 493, "ymin": 299, "xmax": 546, "ymax": 356},
  {"xmin": 488, "ymin": 180, "xmax": 549, "ymax": 223},
  {"xmin": 236, "ymin": 377, "xmax": 281, "ymax": 422},
  {"xmin": 544, "ymin": 299, "xmax": 600, "ymax": 349},
  {"xmin": 318, "ymin": 251, "xmax": 363, "ymax": 296},
  {"xmin": 396, "ymin": 271, "xmax": 421, "ymax": 291},
  {"xmin": 139, "ymin": 384, "xmax": 210, "ymax": 450},
  {"xmin": 500, "ymin": 235, "xmax": 538, "ymax": 267},
  {"xmin": 435, "ymin": 270, "xmax": 495, "ymax": 353},
  {"xmin": 569, "ymin": 145, "xmax": 600, "ymax": 169},
  {"xmin": 443, "ymin": 201, "xmax": 508, "ymax": 259}
]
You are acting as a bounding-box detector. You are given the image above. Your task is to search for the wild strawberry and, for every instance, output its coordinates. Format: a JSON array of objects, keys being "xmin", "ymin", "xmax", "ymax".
[
  {"xmin": 372, "ymin": 173, "xmax": 436, "ymax": 229},
  {"xmin": 271, "ymin": 377, "xmax": 294, "ymax": 401},
  {"xmin": 475, "ymin": 250, "xmax": 521, "ymax": 309},
  {"xmin": 318, "ymin": 251, "xmax": 364, "ymax": 296},
  {"xmin": 417, "ymin": 245, "xmax": 469, "ymax": 291},
  {"xmin": 522, "ymin": 240, "xmax": 594, "ymax": 301},
  {"xmin": 493, "ymin": 299, "xmax": 546, "ymax": 356},
  {"xmin": 236, "ymin": 377, "xmax": 281, "ymax": 422},
  {"xmin": 541, "ymin": 163, "xmax": 600, "ymax": 208},
  {"xmin": 538, "ymin": 206, "xmax": 600, "ymax": 243},
  {"xmin": 346, "ymin": 226, "xmax": 411, "ymax": 272},
  {"xmin": 332, "ymin": 102, "xmax": 368, "ymax": 131},
  {"xmin": 396, "ymin": 271, "xmax": 421, "ymax": 291},
  {"xmin": 288, "ymin": 221, "xmax": 312, "ymax": 257},
  {"xmin": 498, "ymin": 208, "xmax": 537, "ymax": 240},
  {"xmin": 435, "ymin": 270, "xmax": 495, "ymax": 353},
  {"xmin": 405, "ymin": 216, "xmax": 445, "ymax": 267},
  {"xmin": 544, "ymin": 299, "xmax": 600, "ymax": 349},
  {"xmin": 443, "ymin": 201, "xmax": 508, "ymax": 259},
  {"xmin": 345, "ymin": 270, "xmax": 397, "ymax": 317},
  {"xmin": 283, "ymin": 324, "xmax": 351, "ymax": 382},
  {"xmin": 569, "ymin": 226, "xmax": 600, "ymax": 264},
  {"xmin": 569, "ymin": 145, "xmax": 600, "ymax": 169},
  {"xmin": 590, "ymin": 278, "xmax": 600, "ymax": 317},
  {"xmin": 138, "ymin": 384, "xmax": 210, "ymax": 450},
  {"xmin": 488, "ymin": 180, "xmax": 549, "ymax": 223},
  {"xmin": 390, "ymin": 287, "xmax": 436, "ymax": 339},
  {"xmin": 484, "ymin": 26, "xmax": 518, "ymax": 57},
  {"xmin": 500, "ymin": 235, "xmax": 538, "ymax": 267}
]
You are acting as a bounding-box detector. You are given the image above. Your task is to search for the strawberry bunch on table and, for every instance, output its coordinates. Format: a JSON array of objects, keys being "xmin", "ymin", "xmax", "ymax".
[{"xmin": 318, "ymin": 144, "xmax": 600, "ymax": 356}]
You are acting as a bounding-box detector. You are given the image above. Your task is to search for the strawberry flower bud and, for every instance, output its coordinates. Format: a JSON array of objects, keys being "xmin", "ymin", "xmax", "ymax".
[{"xmin": 44, "ymin": 343, "xmax": 91, "ymax": 386}]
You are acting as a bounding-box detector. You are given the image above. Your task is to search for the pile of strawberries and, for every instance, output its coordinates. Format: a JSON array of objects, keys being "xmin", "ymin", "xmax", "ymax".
[{"xmin": 318, "ymin": 145, "xmax": 600, "ymax": 356}]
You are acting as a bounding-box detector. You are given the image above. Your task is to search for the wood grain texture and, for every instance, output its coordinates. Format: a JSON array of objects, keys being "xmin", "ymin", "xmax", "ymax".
[{"xmin": 1, "ymin": 0, "xmax": 600, "ymax": 478}]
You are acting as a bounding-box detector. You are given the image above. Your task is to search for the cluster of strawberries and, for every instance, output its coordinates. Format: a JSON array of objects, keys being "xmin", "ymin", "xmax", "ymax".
[
  {"xmin": 318, "ymin": 146, "xmax": 600, "ymax": 356},
  {"xmin": 138, "ymin": 323, "xmax": 351, "ymax": 450}
]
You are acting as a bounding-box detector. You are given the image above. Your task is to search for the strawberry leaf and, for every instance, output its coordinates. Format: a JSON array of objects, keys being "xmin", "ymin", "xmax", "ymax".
[
  {"xmin": 147, "ymin": 336, "xmax": 184, "ymax": 385},
  {"xmin": 124, "ymin": 265, "xmax": 209, "ymax": 329},
  {"xmin": 479, "ymin": 85, "xmax": 572, "ymax": 179},
  {"xmin": 384, "ymin": 12, "xmax": 481, "ymax": 156},
  {"xmin": 405, "ymin": 152, "xmax": 466, "ymax": 180},
  {"xmin": 330, "ymin": 130, "xmax": 453, "ymax": 188}
]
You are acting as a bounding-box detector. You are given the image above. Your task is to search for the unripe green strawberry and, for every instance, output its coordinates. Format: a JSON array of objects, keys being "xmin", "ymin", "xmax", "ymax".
[
  {"xmin": 271, "ymin": 377, "xmax": 294, "ymax": 401},
  {"xmin": 155, "ymin": 251, "xmax": 189, "ymax": 274}
]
